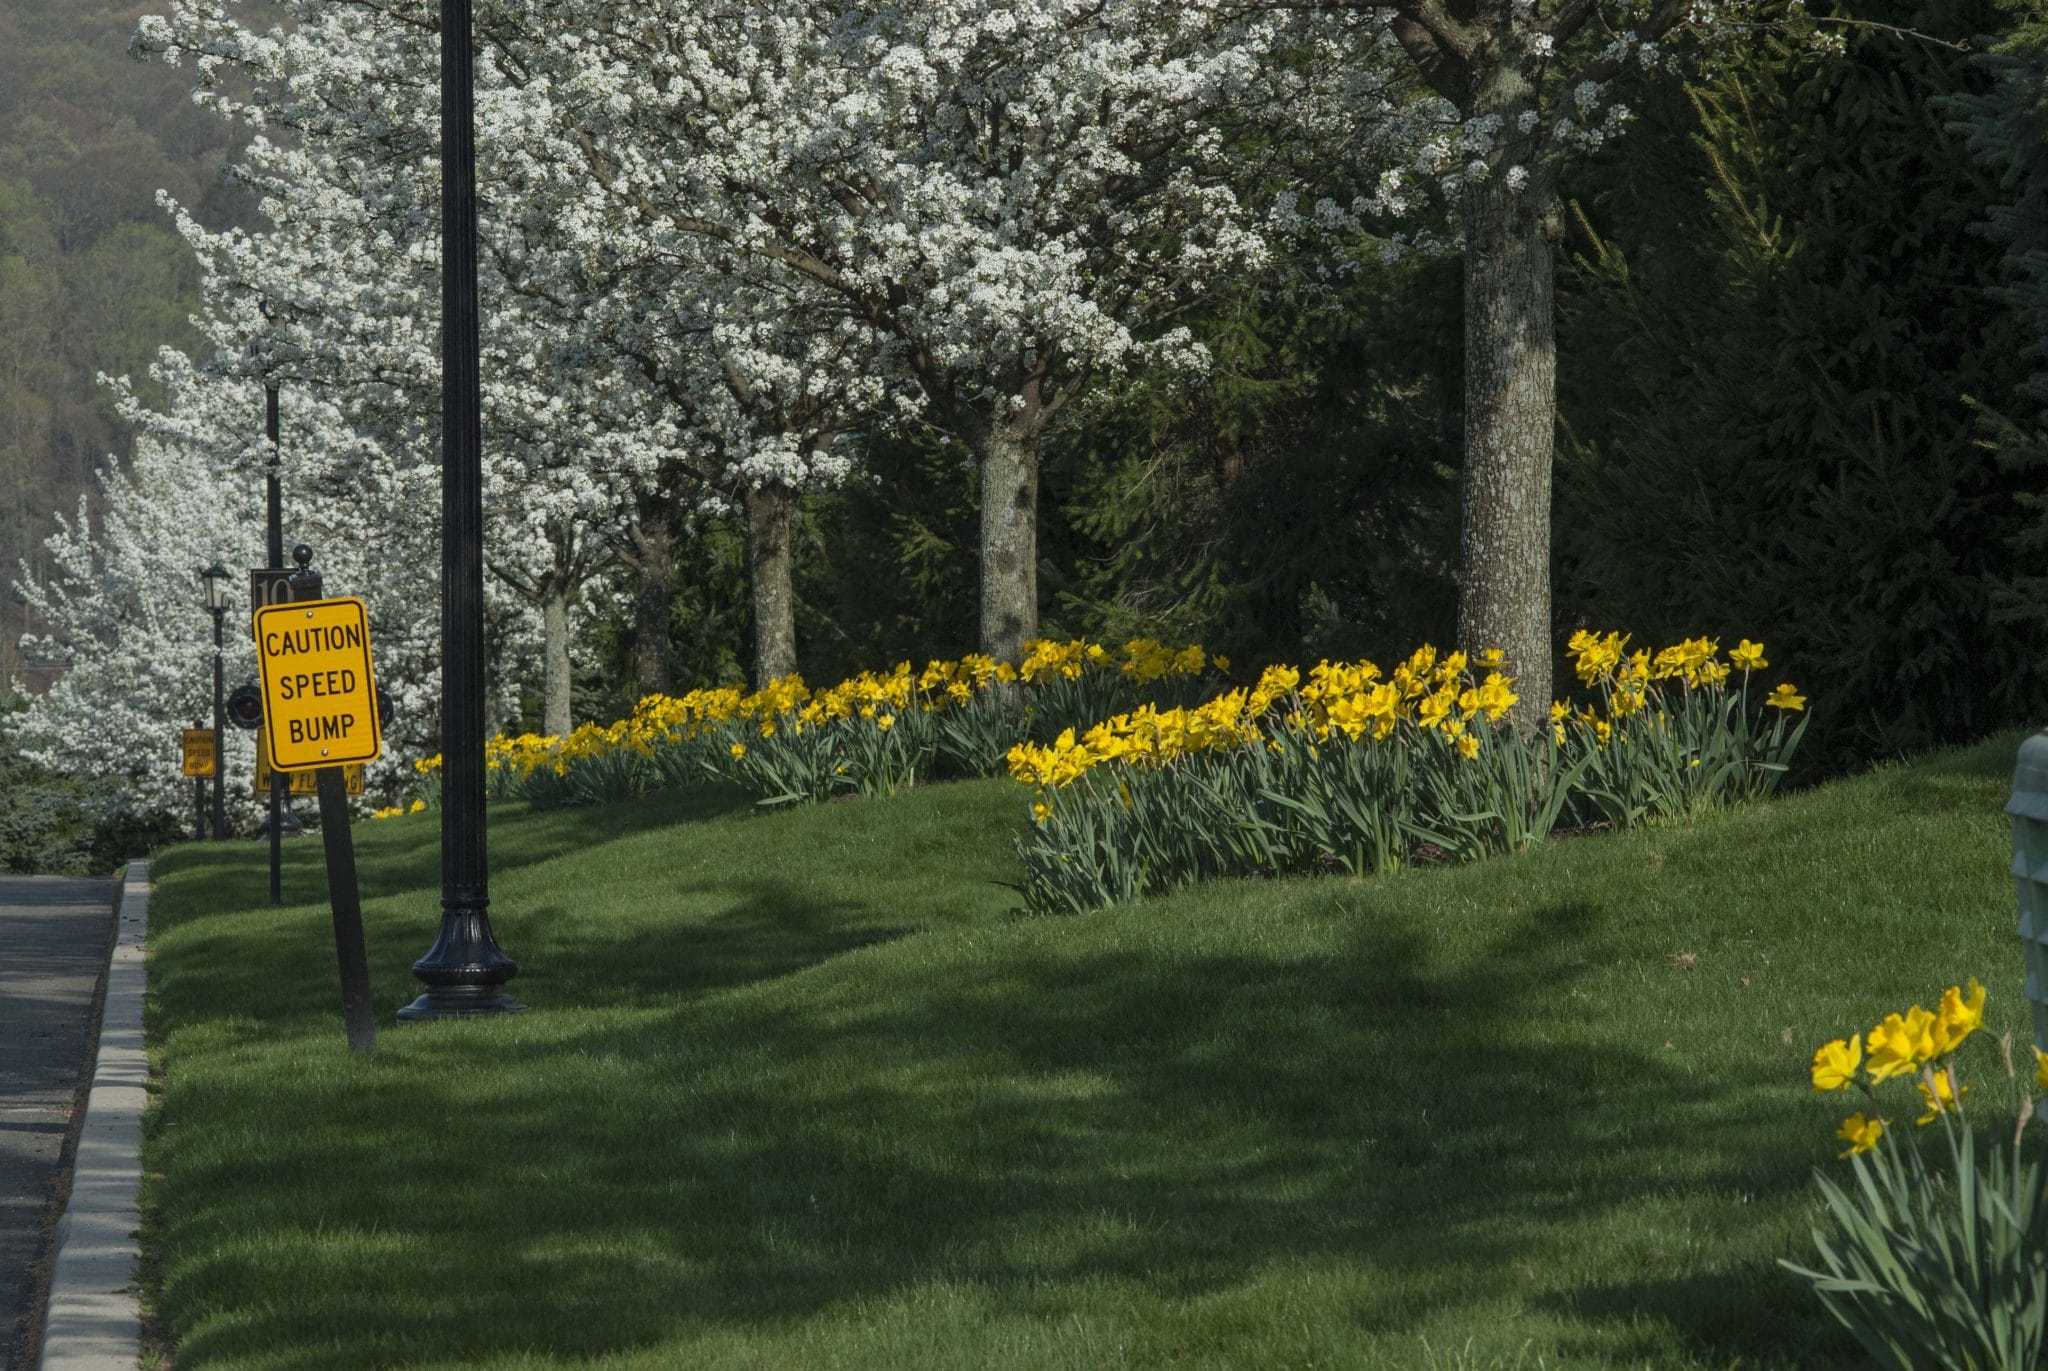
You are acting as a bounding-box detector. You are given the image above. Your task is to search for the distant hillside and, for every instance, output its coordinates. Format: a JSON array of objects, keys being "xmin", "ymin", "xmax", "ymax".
[{"xmin": 0, "ymin": 0, "xmax": 256, "ymax": 694}]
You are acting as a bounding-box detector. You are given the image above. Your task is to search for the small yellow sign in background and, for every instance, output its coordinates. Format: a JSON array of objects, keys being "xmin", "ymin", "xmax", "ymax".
[
  {"xmin": 181, "ymin": 728, "xmax": 216, "ymax": 778},
  {"xmin": 255, "ymin": 725, "xmax": 364, "ymax": 795},
  {"xmin": 253, "ymin": 596, "xmax": 383, "ymax": 770}
]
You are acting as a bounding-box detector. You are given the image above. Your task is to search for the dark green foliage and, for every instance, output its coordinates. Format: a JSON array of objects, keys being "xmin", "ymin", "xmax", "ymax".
[
  {"xmin": 0, "ymin": 725, "xmax": 176, "ymax": 873},
  {"xmin": 1950, "ymin": 0, "xmax": 2048, "ymax": 415},
  {"xmin": 0, "ymin": 746, "xmax": 97, "ymax": 873},
  {"xmin": 1556, "ymin": 0, "xmax": 2048, "ymax": 772},
  {"xmin": 1948, "ymin": 0, "xmax": 2048, "ymax": 716},
  {"xmin": 573, "ymin": 519, "xmax": 752, "ymax": 728},
  {"xmin": 1046, "ymin": 257, "xmax": 1463, "ymax": 672},
  {"xmin": 746, "ymin": 257, "xmax": 1462, "ymax": 692},
  {"xmin": 799, "ymin": 431, "xmax": 985, "ymax": 681}
]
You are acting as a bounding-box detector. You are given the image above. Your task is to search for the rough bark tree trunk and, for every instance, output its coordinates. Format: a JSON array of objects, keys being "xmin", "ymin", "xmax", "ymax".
[
  {"xmin": 1460, "ymin": 170, "xmax": 1559, "ymax": 728},
  {"xmin": 542, "ymin": 582, "xmax": 573, "ymax": 738},
  {"xmin": 745, "ymin": 482, "xmax": 798, "ymax": 686},
  {"xmin": 629, "ymin": 509, "xmax": 675, "ymax": 699},
  {"xmin": 973, "ymin": 391, "xmax": 1042, "ymax": 667}
]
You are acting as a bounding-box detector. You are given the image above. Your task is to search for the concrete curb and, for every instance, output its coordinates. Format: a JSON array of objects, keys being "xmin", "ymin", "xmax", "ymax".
[{"xmin": 37, "ymin": 861, "xmax": 148, "ymax": 1371}]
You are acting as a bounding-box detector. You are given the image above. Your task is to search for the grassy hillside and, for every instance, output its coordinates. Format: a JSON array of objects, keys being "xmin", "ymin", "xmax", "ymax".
[{"xmin": 142, "ymin": 734, "xmax": 2030, "ymax": 1368}]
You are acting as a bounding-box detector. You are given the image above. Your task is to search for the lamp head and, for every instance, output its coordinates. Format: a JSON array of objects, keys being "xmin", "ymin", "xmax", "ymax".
[{"xmin": 199, "ymin": 561, "xmax": 233, "ymax": 613}]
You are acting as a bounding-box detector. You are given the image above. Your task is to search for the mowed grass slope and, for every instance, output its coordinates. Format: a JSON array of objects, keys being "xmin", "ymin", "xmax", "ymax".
[{"xmin": 144, "ymin": 735, "xmax": 2027, "ymax": 1369}]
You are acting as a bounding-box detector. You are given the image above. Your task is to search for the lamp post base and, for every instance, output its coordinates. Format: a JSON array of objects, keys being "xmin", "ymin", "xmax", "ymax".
[
  {"xmin": 395, "ymin": 905, "xmax": 526, "ymax": 1022},
  {"xmin": 396, "ymin": 984, "xmax": 528, "ymax": 1021}
]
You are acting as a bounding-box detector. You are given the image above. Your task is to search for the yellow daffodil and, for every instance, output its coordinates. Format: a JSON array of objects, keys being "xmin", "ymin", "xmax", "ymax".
[
  {"xmin": 1729, "ymin": 639, "xmax": 1767, "ymax": 672},
  {"xmin": 1417, "ymin": 690, "xmax": 1452, "ymax": 730},
  {"xmin": 1932, "ymin": 980, "xmax": 1986, "ymax": 1055},
  {"xmin": 1766, "ymin": 683, "xmax": 1806, "ymax": 711},
  {"xmin": 1468, "ymin": 672, "xmax": 1518, "ymax": 723},
  {"xmin": 1838, "ymin": 1113, "xmax": 1884, "ymax": 1158},
  {"xmin": 1457, "ymin": 732, "xmax": 1480, "ymax": 760},
  {"xmin": 1915, "ymin": 1067, "xmax": 1970, "ymax": 1125},
  {"xmin": 730, "ymin": 743, "xmax": 747, "ymax": 760},
  {"xmin": 1810, "ymin": 1036, "xmax": 1862, "ymax": 1092},
  {"xmin": 1480, "ymin": 647, "xmax": 1507, "ymax": 668},
  {"xmin": 1865, "ymin": 1007, "xmax": 1939, "ymax": 1083}
]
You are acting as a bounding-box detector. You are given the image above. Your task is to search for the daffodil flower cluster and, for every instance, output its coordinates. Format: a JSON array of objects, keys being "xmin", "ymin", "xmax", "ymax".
[
  {"xmin": 405, "ymin": 637, "xmax": 1223, "ymax": 809},
  {"xmin": 1789, "ymin": 980, "xmax": 2048, "ymax": 1367},
  {"xmin": 369, "ymin": 799, "xmax": 428, "ymax": 821},
  {"xmin": 1006, "ymin": 644, "xmax": 1519, "ymax": 797},
  {"xmin": 1563, "ymin": 629, "xmax": 1804, "ymax": 737},
  {"xmin": 1553, "ymin": 630, "xmax": 1811, "ymax": 828},
  {"xmin": 1007, "ymin": 694, "xmax": 1270, "ymax": 790},
  {"xmin": 1810, "ymin": 980, "xmax": 1989, "ymax": 1158},
  {"xmin": 1014, "ymin": 629, "xmax": 1812, "ymax": 913}
]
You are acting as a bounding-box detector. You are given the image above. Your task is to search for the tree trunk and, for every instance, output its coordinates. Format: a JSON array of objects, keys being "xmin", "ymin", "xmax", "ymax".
[
  {"xmin": 973, "ymin": 391, "xmax": 1042, "ymax": 666},
  {"xmin": 629, "ymin": 509, "xmax": 675, "ymax": 699},
  {"xmin": 745, "ymin": 482, "xmax": 798, "ymax": 686},
  {"xmin": 1460, "ymin": 171, "xmax": 1559, "ymax": 728},
  {"xmin": 542, "ymin": 583, "xmax": 573, "ymax": 738}
]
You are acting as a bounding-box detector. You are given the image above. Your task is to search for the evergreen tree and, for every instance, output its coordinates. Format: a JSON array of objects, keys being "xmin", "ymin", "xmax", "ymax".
[
  {"xmin": 1950, "ymin": 0, "xmax": 2048, "ymax": 681},
  {"xmin": 1556, "ymin": 0, "xmax": 2048, "ymax": 768}
]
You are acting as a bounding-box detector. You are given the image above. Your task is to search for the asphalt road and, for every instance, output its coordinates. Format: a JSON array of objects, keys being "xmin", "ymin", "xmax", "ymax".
[{"xmin": 0, "ymin": 876, "xmax": 117, "ymax": 1370}]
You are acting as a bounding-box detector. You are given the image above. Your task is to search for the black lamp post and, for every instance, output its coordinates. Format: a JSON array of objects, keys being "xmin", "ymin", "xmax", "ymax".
[
  {"xmin": 265, "ymin": 381, "xmax": 288, "ymax": 900},
  {"xmin": 199, "ymin": 561, "xmax": 232, "ymax": 839},
  {"xmin": 397, "ymin": 0, "xmax": 523, "ymax": 1021}
]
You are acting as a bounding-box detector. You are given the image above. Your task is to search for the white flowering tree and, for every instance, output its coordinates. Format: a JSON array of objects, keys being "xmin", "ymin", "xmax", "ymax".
[
  {"xmin": 10, "ymin": 431, "xmax": 265, "ymax": 829},
  {"xmin": 134, "ymin": 0, "xmax": 698, "ymax": 737},
  {"xmin": 582, "ymin": 263, "xmax": 888, "ymax": 683},
  {"xmin": 8, "ymin": 356, "xmax": 441, "ymax": 825},
  {"xmin": 141, "ymin": 0, "xmax": 910, "ymax": 697},
  {"xmin": 522, "ymin": 0, "xmax": 1350, "ymax": 664}
]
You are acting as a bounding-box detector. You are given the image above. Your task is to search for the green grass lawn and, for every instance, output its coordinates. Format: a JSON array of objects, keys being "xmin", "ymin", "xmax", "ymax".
[{"xmin": 142, "ymin": 733, "xmax": 2032, "ymax": 1369}]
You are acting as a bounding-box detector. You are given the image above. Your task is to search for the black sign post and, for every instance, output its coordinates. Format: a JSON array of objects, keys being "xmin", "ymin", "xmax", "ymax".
[
  {"xmin": 312, "ymin": 763, "xmax": 375, "ymax": 1052},
  {"xmin": 283, "ymin": 546, "xmax": 376, "ymax": 1053},
  {"xmin": 263, "ymin": 382, "xmax": 287, "ymax": 906}
]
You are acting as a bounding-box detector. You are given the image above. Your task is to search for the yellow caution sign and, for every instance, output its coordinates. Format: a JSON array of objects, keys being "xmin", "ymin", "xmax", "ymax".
[
  {"xmin": 254, "ymin": 726, "xmax": 363, "ymax": 795},
  {"xmin": 253, "ymin": 597, "xmax": 384, "ymax": 770},
  {"xmin": 181, "ymin": 729, "xmax": 216, "ymax": 778}
]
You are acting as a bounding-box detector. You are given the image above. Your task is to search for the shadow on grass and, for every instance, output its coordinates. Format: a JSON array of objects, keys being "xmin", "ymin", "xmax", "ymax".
[
  {"xmin": 1548, "ymin": 1264, "xmax": 1833, "ymax": 1370},
  {"xmin": 146, "ymin": 875, "xmax": 922, "ymax": 1037},
  {"xmin": 156, "ymin": 896, "xmax": 1850, "ymax": 1369},
  {"xmin": 150, "ymin": 783, "xmax": 759, "ymax": 916},
  {"xmin": 513, "ymin": 879, "xmax": 920, "ymax": 1006}
]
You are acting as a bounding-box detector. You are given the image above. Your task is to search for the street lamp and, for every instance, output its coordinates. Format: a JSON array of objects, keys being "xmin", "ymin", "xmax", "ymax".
[
  {"xmin": 397, "ymin": 0, "xmax": 524, "ymax": 1021},
  {"xmin": 199, "ymin": 561, "xmax": 232, "ymax": 839}
]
